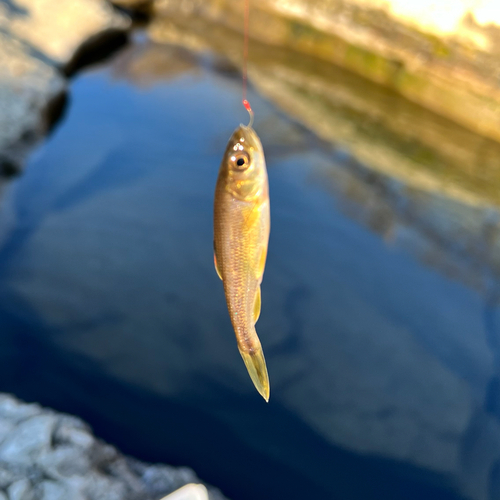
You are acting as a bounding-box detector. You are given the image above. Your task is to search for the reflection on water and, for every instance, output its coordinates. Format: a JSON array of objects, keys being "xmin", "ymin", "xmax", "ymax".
[
  {"xmin": 149, "ymin": 15, "xmax": 500, "ymax": 208},
  {"xmin": 0, "ymin": 32, "xmax": 500, "ymax": 500}
]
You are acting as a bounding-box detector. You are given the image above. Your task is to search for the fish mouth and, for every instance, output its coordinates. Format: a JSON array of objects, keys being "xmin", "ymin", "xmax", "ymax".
[
  {"xmin": 239, "ymin": 346, "xmax": 270, "ymax": 402},
  {"xmin": 231, "ymin": 124, "xmax": 262, "ymax": 152}
]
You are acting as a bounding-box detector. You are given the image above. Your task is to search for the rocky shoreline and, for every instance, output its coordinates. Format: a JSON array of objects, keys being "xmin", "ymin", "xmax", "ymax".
[
  {"xmin": 0, "ymin": 393, "xmax": 226, "ymax": 500},
  {"xmin": 0, "ymin": 0, "xmax": 130, "ymax": 175}
]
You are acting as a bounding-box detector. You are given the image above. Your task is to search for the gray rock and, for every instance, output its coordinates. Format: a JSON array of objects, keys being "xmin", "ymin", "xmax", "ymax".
[
  {"xmin": 0, "ymin": 31, "xmax": 65, "ymax": 172},
  {"xmin": 0, "ymin": 415, "xmax": 56, "ymax": 465},
  {"xmin": 38, "ymin": 481, "xmax": 67, "ymax": 500},
  {"xmin": 53, "ymin": 416, "xmax": 94, "ymax": 450},
  {"xmin": 7, "ymin": 479, "xmax": 33, "ymax": 500},
  {"xmin": 0, "ymin": 0, "xmax": 131, "ymax": 173},
  {"xmin": 0, "ymin": 396, "xmax": 41, "ymax": 423},
  {"xmin": 0, "ymin": 421, "xmax": 16, "ymax": 448},
  {"xmin": 0, "ymin": 464, "xmax": 17, "ymax": 489},
  {"xmin": 83, "ymin": 476, "xmax": 127, "ymax": 500},
  {"xmin": 37, "ymin": 445, "xmax": 92, "ymax": 478},
  {"xmin": 130, "ymin": 460, "xmax": 197, "ymax": 496},
  {"xmin": 0, "ymin": 395, "xmax": 229, "ymax": 500},
  {"xmin": 0, "ymin": 0, "xmax": 131, "ymax": 68},
  {"xmin": 0, "ymin": 491, "xmax": 8, "ymax": 500}
]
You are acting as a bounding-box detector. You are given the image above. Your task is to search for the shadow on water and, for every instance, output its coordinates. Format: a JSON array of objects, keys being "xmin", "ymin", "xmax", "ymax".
[
  {"xmin": 0, "ymin": 30, "xmax": 500, "ymax": 500},
  {"xmin": 0, "ymin": 303, "xmax": 461, "ymax": 500}
]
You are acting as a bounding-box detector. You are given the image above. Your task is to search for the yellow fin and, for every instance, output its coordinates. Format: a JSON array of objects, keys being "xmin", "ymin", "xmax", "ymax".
[
  {"xmin": 256, "ymin": 244, "xmax": 267, "ymax": 283},
  {"xmin": 253, "ymin": 286, "xmax": 261, "ymax": 324},
  {"xmin": 240, "ymin": 346, "xmax": 270, "ymax": 402},
  {"xmin": 214, "ymin": 253, "xmax": 222, "ymax": 280}
]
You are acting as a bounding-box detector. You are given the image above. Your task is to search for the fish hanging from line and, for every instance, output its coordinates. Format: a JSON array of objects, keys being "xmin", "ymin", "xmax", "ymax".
[{"xmin": 213, "ymin": 112, "xmax": 271, "ymax": 401}]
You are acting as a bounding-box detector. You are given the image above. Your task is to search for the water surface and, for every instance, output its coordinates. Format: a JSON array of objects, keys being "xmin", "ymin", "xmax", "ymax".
[{"xmin": 0, "ymin": 34, "xmax": 499, "ymax": 500}]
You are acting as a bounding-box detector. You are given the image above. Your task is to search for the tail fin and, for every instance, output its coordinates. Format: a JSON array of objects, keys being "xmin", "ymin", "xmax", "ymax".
[{"xmin": 239, "ymin": 346, "xmax": 270, "ymax": 402}]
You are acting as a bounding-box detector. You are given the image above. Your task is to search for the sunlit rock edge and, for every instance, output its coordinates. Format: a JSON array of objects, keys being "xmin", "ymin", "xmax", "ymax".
[
  {"xmin": 0, "ymin": 0, "xmax": 131, "ymax": 175},
  {"xmin": 0, "ymin": 393, "xmax": 227, "ymax": 500},
  {"xmin": 151, "ymin": 0, "xmax": 500, "ymax": 144}
]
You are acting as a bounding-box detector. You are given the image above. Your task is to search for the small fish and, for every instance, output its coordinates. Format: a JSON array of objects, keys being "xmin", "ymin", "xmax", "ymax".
[{"xmin": 213, "ymin": 124, "xmax": 270, "ymax": 401}]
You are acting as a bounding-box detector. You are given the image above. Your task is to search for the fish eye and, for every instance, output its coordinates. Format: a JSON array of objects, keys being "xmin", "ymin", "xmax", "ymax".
[{"xmin": 231, "ymin": 152, "xmax": 250, "ymax": 170}]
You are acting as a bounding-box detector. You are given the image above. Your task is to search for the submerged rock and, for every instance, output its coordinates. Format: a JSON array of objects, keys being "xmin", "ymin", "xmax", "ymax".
[{"xmin": 0, "ymin": 394, "xmax": 228, "ymax": 500}]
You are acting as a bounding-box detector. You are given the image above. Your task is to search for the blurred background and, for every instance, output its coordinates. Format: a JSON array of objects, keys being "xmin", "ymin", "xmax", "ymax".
[{"xmin": 1, "ymin": 0, "xmax": 500, "ymax": 499}]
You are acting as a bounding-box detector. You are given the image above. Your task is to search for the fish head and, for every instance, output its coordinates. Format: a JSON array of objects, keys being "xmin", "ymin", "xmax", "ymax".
[{"xmin": 220, "ymin": 124, "xmax": 267, "ymax": 201}]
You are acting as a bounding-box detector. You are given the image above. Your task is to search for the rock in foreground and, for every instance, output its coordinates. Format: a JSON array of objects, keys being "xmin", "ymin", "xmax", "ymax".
[{"xmin": 0, "ymin": 394, "xmax": 228, "ymax": 500}]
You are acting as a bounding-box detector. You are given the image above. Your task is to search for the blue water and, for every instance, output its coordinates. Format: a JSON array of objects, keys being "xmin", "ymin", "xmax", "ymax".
[{"xmin": 0, "ymin": 39, "xmax": 499, "ymax": 500}]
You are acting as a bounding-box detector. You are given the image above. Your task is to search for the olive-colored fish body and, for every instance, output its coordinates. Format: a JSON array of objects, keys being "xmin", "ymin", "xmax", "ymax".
[{"xmin": 213, "ymin": 124, "xmax": 270, "ymax": 401}]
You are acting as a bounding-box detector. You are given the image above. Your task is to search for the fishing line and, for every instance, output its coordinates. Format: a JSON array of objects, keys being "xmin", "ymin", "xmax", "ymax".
[{"xmin": 242, "ymin": 0, "xmax": 254, "ymax": 127}]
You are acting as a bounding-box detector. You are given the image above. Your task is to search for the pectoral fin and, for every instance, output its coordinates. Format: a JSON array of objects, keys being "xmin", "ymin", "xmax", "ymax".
[
  {"xmin": 214, "ymin": 253, "xmax": 222, "ymax": 280},
  {"xmin": 256, "ymin": 244, "xmax": 268, "ymax": 284},
  {"xmin": 253, "ymin": 286, "xmax": 261, "ymax": 324}
]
